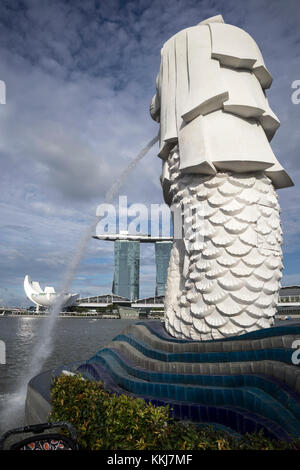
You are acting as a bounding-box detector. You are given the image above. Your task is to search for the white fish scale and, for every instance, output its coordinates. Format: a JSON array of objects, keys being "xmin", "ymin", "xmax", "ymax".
[
  {"xmin": 180, "ymin": 295, "xmax": 189, "ymax": 307},
  {"xmin": 224, "ymin": 218, "xmax": 248, "ymax": 234},
  {"xmin": 273, "ymin": 270, "xmax": 283, "ymax": 281},
  {"xmin": 180, "ymin": 324, "xmax": 193, "ymax": 339},
  {"xmin": 261, "ymin": 308, "xmax": 277, "ymax": 318},
  {"xmin": 239, "ymin": 226, "xmax": 258, "ymax": 246},
  {"xmin": 265, "ymin": 233, "xmax": 278, "ymax": 247},
  {"xmin": 203, "ymin": 286, "xmax": 228, "ymax": 304},
  {"xmin": 216, "ymin": 297, "xmax": 245, "ymax": 316},
  {"xmin": 237, "ymin": 188, "xmax": 261, "ymax": 205},
  {"xmin": 206, "ymin": 265, "xmax": 228, "ymax": 279},
  {"xmin": 193, "ymin": 317, "xmax": 213, "ymax": 334},
  {"xmin": 230, "ymin": 287, "xmax": 260, "ymax": 304},
  {"xmin": 218, "ymin": 181, "xmax": 243, "ymax": 196},
  {"xmin": 225, "ymin": 238, "xmax": 252, "ymax": 256},
  {"xmin": 210, "ymin": 212, "xmax": 231, "ymax": 225},
  {"xmin": 247, "ymin": 304, "xmax": 265, "ymax": 318},
  {"xmin": 202, "ymin": 243, "xmax": 221, "ymax": 258},
  {"xmin": 196, "ymin": 221, "xmax": 216, "ymax": 238},
  {"xmin": 230, "ymin": 263, "xmax": 253, "ymax": 277},
  {"xmin": 212, "ymin": 234, "xmax": 235, "ymax": 247},
  {"xmin": 186, "ymin": 290, "xmax": 202, "ymax": 303},
  {"xmin": 217, "ymin": 254, "xmax": 240, "ymax": 267},
  {"xmin": 235, "ymin": 205, "xmax": 259, "ymax": 223},
  {"xmin": 253, "ymin": 266, "xmax": 274, "ymax": 281},
  {"xmin": 257, "ymin": 317, "xmax": 272, "ymax": 329},
  {"xmin": 245, "ymin": 277, "xmax": 264, "ymax": 292},
  {"xmin": 220, "ymin": 199, "xmax": 245, "ymax": 215},
  {"xmin": 199, "ymin": 201, "xmax": 219, "ymax": 217},
  {"xmin": 255, "ymin": 294, "xmax": 274, "ymax": 309},
  {"xmin": 229, "ymin": 174, "xmax": 256, "ymax": 188},
  {"xmin": 258, "ymin": 205, "xmax": 273, "ymax": 217},
  {"xmin": 180, "ymin": 307, "xmax": 193, "ymax": 324},
  {"xmin": 230, "ymin": 312, "xmax": 257, "ymax": 327},
  {"xmin": 208, "ymin": 193, "xmax": 233, "ymax": 207},
  {"xmin": 193, "ymin": 185, "xmax": 216, "ymax": 199},
  {"xmin": 191, "ymin": 302, "xmax": 214, "ymax": 317},
  {"xmin": 195, "ymin": 279, "xmax": 215, "ymax": 293},
  {"xmin": 196, "ymin": 258, "xmax": 212, "ymax": 271},
  {"xmin": 267, "ymin": 218, "xmax": 280, "ymax": 231},
  {"xmin": 190, "ymin": 251, "xmax": 202, "ymax": 261},
  {"xmin": 204, "ymin": 176, "xmax": 227, "ymax": 188},
  {"xmin": 189, "ymin": 271, "xmax": 204, "ymax": 281},
  {"xmin": 164, "ymin": 150, "xmax": 282, "ymax": 340},
  {"xmin": 242, "ymin": 250, "xmax": 266, "ymax": 267},
  {"xmin": 205, "ymin": 311, "xmax": 228, "ymax": 327},
  {"xmin": 219, "ymin": 321, "xmax": 245, "ymax": 337},
  {"xmin": 256, "ymin": 220, "xmax": 272, "ymax": 235},
  {"xmin": 218, "ymin": 272, "xmax": 244, "ymax": 291},
  {"xmin": 265, "ymin": 256, "xmax": 282, "ymax": 270},
  {"xmin": 255, "ymin": 177, "xmax": 272, "ymax": 193}
]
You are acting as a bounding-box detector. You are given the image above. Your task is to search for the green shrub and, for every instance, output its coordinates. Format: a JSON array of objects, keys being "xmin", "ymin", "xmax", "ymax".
[{"xmin": 49, "ymin": 374, "xmax": 300, "ymax": 450}]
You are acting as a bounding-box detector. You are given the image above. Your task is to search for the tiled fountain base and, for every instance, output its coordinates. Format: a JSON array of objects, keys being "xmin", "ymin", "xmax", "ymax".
[{"xmin": 76, "ymin": 321, "xmax": 300, "ymax": 441}]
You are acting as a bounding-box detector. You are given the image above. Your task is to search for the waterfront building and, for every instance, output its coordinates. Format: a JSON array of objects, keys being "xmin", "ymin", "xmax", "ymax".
[
  {"xmin": 113, "ymin": 240, "xmax": 140, "ymax": 301},
  {"xmin": 24, "ymin": 275, "xmax": 79, "ymax": 312},
  {"xmin": 93, "ymin": 233, "xmax": 173, "ymax": 300},
  {"xmin": 155, "ymin": 241, "xmax": 173, "ymax": 296},
  {"xmin": 277, "ymin": 286, "xmax": 300, "ymax": 316}
]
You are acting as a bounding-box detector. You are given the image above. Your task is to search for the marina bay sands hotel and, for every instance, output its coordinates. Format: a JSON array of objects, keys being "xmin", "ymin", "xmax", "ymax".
[{"xmin": 93, "ymin": 233, "xmax": 173, "ymax": 301}]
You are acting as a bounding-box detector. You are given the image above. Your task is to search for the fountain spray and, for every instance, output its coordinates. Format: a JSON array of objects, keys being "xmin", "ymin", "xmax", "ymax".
[{"xmin": 2, "ymin": 135, "xmax": 158, "ymax": 431}]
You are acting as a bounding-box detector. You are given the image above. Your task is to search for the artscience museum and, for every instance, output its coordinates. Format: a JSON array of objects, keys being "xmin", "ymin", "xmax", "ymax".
[{"xmin": 24, "ymin": 275, "xmax": 79, "ymax": 312}]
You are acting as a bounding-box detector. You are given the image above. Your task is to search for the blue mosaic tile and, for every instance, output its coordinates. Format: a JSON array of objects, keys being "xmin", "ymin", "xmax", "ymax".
[
  {"xmin": 76, "ymin": 320, "xmax": 300, "ymax": 441},
  {"xmin": 138, "ymin": 320, "xmax": 300, "ymax": 344}
]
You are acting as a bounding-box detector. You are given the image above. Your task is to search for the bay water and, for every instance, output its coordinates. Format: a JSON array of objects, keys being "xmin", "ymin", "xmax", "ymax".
[{"xmin": 0, "ymin": 316, "xmax": 136, "ymax": 435}]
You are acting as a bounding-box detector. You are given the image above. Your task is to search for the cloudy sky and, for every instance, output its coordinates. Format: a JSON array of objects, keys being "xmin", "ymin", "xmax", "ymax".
[{"xmin": 0, "ymin": 0, "xmax": 299, "ymax": 306}]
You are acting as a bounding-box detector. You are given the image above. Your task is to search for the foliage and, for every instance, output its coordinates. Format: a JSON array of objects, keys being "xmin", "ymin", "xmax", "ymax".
[{"xmin": 50, "ymin": 374, "xmax": 300, "ymax": 450}]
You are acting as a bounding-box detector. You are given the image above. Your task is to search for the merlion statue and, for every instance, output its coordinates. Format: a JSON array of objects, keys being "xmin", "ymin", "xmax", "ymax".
[{"xmin": 150, "ymin": 14, "xmax": 293, "ymax": 340}]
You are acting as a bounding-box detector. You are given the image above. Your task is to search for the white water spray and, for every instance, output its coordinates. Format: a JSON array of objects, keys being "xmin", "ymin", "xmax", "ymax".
[{"xmin": 2, "ymin": 135, "xmax": 158, "ymax": 431}]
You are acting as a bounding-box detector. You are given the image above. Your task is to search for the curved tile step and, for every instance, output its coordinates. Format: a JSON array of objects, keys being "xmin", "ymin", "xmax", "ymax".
[
  {"xmin": 77, "ymin": 361, "xmax": 291, "ymax": 441},
  {"xmin": 137, "ymin": 321, "xmax": 300, "ymax": 343},
  {"xmin": 80, "ymin": 321, "xmax": 300, "ymax": 440},
  {"xmin": 90, "ymin": 347, "xmax": 300, "ymax": 421},
  {"xmin": 89, "ymin": 349, "xmax": 300, "ymax": 437},
  {"xmin": 125, "ymin": 323, "xmax": 299, "ymax": 353},
  {"xmin": 110, "ymin": 333, "xmax": 294, "ymax": 365},
  {"xmin": 108, "ymin": 340, "xmax": 300, "ymax": 393}
]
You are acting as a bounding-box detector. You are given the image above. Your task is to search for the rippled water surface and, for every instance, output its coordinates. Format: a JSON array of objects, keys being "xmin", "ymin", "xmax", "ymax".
[{"xmin": 0, "ymin": 316, "xmax": 136, "ymax": 434}]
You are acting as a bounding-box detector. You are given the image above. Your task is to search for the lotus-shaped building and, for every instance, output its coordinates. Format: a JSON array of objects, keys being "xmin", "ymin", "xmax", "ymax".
[{"xmin": 24, "ymin": 275, "xmax": 79, "ymax": 311}]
